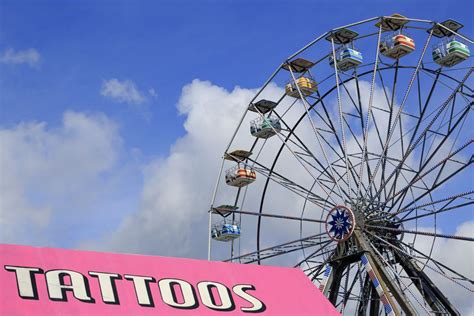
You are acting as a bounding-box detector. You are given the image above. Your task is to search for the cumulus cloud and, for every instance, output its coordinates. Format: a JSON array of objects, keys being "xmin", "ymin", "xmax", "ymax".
[
  {"xmin": 101, "ymin": 78, "xmax": 147, "ymax": 105},
  {"xmin": 90, "ymin": 79, "xmax": 260, "ymax": 258},
  {"xmin": 0, "ymin": 111, "xmax": 122, "ymax": 246},
  {"xmin": 148, "ymin": 88, "xmax": 158, "ymax": 98},
  {"xmin": 0, "ymin": 48, "xmax": 40, "ymax": 68},
  {"xmin": 404, "ymin": 222, "xmax": 474, "ymax": 314}
]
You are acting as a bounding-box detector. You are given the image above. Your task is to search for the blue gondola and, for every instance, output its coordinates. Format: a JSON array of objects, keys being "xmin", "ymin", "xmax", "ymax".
[
  {"xmin": 212, "ymin": 222, "xmax": 241, "ymax": 242},
  {"xmin": 329, "ymin": 47, "xmax": 363, "ymax": 71}
]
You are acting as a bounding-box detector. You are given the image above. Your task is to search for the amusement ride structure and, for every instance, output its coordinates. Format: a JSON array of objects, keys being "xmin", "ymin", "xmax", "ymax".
[{"xmin": 208, "ymin": 14, "xmax": 473, "ymax": 315}]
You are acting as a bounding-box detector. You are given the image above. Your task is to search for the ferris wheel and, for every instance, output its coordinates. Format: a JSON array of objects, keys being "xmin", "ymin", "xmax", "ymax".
[{"xmin": 208, "ymin": 14, "xmax": 473, "ymax": 315}]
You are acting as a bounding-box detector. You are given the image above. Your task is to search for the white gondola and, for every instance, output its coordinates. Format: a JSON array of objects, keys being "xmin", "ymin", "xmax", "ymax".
[
  {"xmin": 225, "ymin": 165, "xmax": 256, "ymax": 187},
  {"xmin": 250, "ymin": 116, "xmax": 281, "ymax": 139},
  {"xmin": 211, "ymin": 221, "xmax": 241, "ymax": 242},
  {"xmin": 432, "ymin": 37, "xmax": 470, "ymax": 67}
]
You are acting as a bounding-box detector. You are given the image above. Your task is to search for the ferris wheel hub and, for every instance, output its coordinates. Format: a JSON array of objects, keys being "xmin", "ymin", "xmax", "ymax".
[{"xmin": 325, "ymin": 205, "xmax": 356, "ymax": 242}]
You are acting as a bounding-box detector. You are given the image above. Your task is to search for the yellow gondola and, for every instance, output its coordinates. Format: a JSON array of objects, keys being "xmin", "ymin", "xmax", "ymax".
[{"xmin": 285, "ymin": 77, "xmax": 318, "ymax": 98}]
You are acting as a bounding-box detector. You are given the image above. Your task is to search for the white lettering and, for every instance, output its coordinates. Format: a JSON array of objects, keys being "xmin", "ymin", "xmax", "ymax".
[
  {"xmin": 4, "ymin": 266, "xmax": 43, "ymax": 299},
  {"xmin": 45, "ymin": 270, "xmax": 94, "ymax": 302},
  {"xmin": 159, "ymin": 278, "xmax": 197, "ymax": 309},
  {"xmin": 89, "ymin": 271, "xmax": 121, "ymax": 304},
  {"xmin": 124, "ymin": 275, "xmax": 155, "ymax": 307},
  {"xmin": 233, "ymin": 285, "xmax": 266, "ymax": 312},
  {"xmin": 198, "ymin": 281, "xmax": 234, "ymax": 311}
]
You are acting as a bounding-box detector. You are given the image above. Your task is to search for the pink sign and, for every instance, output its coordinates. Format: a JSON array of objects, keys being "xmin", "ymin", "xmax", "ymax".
[{"xmin": 0, "ymin": 244, "xmax": 339, "ymax": 315}]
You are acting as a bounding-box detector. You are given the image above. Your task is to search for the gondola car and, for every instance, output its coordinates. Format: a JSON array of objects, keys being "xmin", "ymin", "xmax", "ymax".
[
  {"xmin": 433, "ymin": 39, "xmax": 470, "ymax": 67},
  {"xmin": 329, "ymin": 47, "xmax": 363, "ymax": 71},
  {"xmin": 250, "ymin": 116, "xmax": 281, "ymax": 139},
  {"xmin": 380, "ymin": 34, "xmax": 415, "ymax": 59},
  {"xmin": 285, "ymin": 77, "xmax": 317, "ymax": 98},
  {"xmin": 225, "ymin": 165, "xmax": 256, "ymax": 187}
]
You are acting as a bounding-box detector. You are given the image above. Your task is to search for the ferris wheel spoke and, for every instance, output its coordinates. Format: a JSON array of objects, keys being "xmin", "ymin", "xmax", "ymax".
[
  {"xmin": 369, "ymin": 190, "xmax": 473, "ymax": 223},
  {"xmin": 352, "ymin": 70, "xmax": 377, "ymax": 200},
  {"xmin": 392, "ymin": 160, "xmax": 473, "ymax": 221},
  {"xmin": 385, "ymin": 139, "xmax": 472, "ymax": 211},
  {"xmin": 223, "ymin": 208, "xmax": 326, "ymax": 224},
  {"xmin": 378, "ymin": 134, "xmax": 472, "ymax": 214},
  {"xmin": 294, "ymin": 247, "xmax": 335, "ymax": 269},
  {"xmin": 246, "ymin": 157, "xmax": 339, "ymax": 208},
  {"xmin": 331, "ymin": 38, "xmax": 353, "ymax": 198},
  {"xmin": 347, "ymin": 152, "xmax": 375, "ymax": 199},
  {"xmin": 356, "ymin": 24, "xmax": 383, "ymax": 200},
  {"xmin": 274, "ymin": 112, "xmax": 351, "ymax": 198},
  {"xmin": 304, "ymin": 85, "xmax": 371, "ymax": 200},
  {"xmin": 376, "ymin": 59, "xmax": 399, "ymax": 203},
  {"xmin": 390, "ymin": 153, "xmax": 472, "ymax": 219},
  {"xmin": 314, "ymin": 132, "xmax": 357, "ymax": 196},
  {"xmin": 420, "ymin": 68, "xmax": 474, "ymax": 103},
  {"xmin": 337, "ymin": 73, "xmax": 364, "ymax": 118},
  {"xmin": 366, "ymin": 225, "xmax": 474, "ymax": 242},
  {"xmin": 245, "ymin": 108, "xmax": 348, "ymax": 206},
  {"xmin": 278, "ymin": 130, "xmax": 338, "ymax": 185},
  {"xmin": 225, "ymin": 234, "xmax": 330, "ymax": 264},
  {"xmin": 310, "ymin": 92, "xmax": 363, "ymax": 198},
  {"xmin": 383, "ymin": 90, "xmax": 472, "ymax": 211},
  {"xmin": 363, "ymin": 30, "xmax": 434, "ymax": 202},
  {"xmin": 369, "ymin": 69, "xmax": 441, "ymax": 207},
  {"xmin": 366, "ymin": 69, "xmax": 473, "ymax": 214},
  {"xmin": 286, "ymin": 65, "xmax": 349, "ymax": 200},
  {"xmin": 385, "ymin": 190, "xmax": 474, "ymax": 220},
  {"xmin": 396, "ymin": 199, "xmax": 474, "ymax": 223},
  {"xmin": 385, "ymin": 137, "xmax": 467, "ymax": 218},
  {"xmin": 381, "ymin": 69, "xmax": 443, "ymax": 207},
  {"xmin": 392, "ymin": 118, "xmax": 472, "ymax": 215},
  {"xmin": 363, "ymin": 102, "xmax": 392, "ymax": 197}
]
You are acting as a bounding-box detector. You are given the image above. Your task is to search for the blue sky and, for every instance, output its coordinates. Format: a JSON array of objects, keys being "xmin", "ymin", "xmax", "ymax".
[
  {"xmin": 2, "ymin": 0, "xmax": 472, "ymax": 158},
  {"xmin": 0, "ymin": 0, "xmax": 473, "ymax": 267}
]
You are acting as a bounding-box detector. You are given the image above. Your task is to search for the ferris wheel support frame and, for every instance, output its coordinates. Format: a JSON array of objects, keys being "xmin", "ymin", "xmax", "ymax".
[{"xmin": 209, "ymin": 14, "xmax": 473, "ymax": 314}]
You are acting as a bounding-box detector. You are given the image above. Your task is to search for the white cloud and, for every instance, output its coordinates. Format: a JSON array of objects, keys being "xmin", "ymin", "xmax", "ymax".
[
  {"xmin": 0, "ymin": 48, "xmax": 40, "ymax": 68},
  {"xmin": 406, "ymin": 222, "xmax": 474, "ymax": 314},
  {"xmin": 0, "ymin": 111, "xmax": 122, "ymax": 246},
  {"xmin": 148, "ymin": 88, "xmax": 158, "ymax": 98},
  {"xmin": 90, "ymin": 79, "xmax": 259, "ymax": 258},
  {"xmin": 101, "ymin": 79, "xmax": 146, "ymax": 105}
]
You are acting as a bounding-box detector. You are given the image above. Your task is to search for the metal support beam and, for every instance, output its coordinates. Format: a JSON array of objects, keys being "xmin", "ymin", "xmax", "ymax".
[
  {"xmin": 354, "ymin": 230, "xmax": 415, "ymax": 315},
  {"xmin": 394, "ymin": 248, "xmax": 460, "ymax": 315}
]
